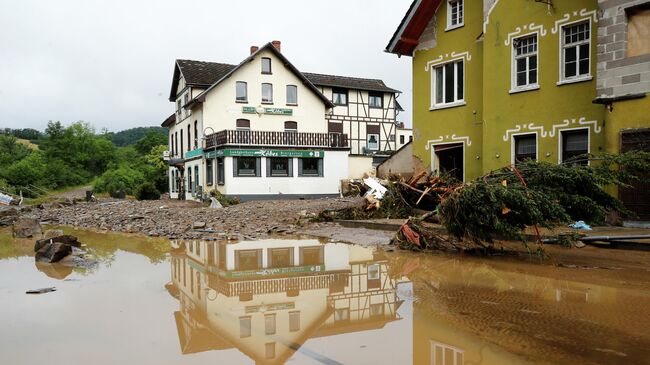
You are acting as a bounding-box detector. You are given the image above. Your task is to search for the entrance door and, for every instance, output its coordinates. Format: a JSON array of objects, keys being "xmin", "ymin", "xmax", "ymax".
[
  {"xmin": 620, "ymin": 129, "xmax": 650, "ymax": 220},
  {"xmin": 434, "ymin": 143, "xmax": 464, "ymax": 181}
]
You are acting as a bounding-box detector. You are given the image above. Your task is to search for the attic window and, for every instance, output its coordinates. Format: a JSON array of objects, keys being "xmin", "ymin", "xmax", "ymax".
[{"xmin": 262, "ymin": 58, "xmax": 272, "ymax": 74}]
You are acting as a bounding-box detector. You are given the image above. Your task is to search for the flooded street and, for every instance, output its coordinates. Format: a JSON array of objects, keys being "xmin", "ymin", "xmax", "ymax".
[{"xmin": 2, "ymin": 228, "xmax": 650, "ymax": 364}]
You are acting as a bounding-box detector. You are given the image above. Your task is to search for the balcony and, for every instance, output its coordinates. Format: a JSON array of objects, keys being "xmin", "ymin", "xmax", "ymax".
[{"xmin": 204, "ymin": 129, "xmax": 348, "ymax": 149}]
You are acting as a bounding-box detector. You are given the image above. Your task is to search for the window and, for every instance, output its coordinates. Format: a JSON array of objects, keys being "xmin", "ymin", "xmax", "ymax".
[
  {"xmin": 512, "ymin": 34, "xmax": 538, "ymax": 90},
  {"xmin": 332, "ymin": 88, "xmax": 348, "ymax": 106},
  {"xmin": 180, "ymin": 130, "xmax": 183, "ymax": 157},
  {"xmin": 627, "ymin": 6, "xmax": 650, "ymax": 57},
  {"xmin": 561, "ymin": 22, "xmax": 590, "ymax": 82},
  {"xmin": 284, "ymin": 121, "xmax": 297, "ymax": 132},
  {"xmin": 175, "ymin": 132, "xmax": 178, "ymax": 157},
  {"xmin": 367, "ymin": 134, "xmax": 379, "ymax": 151},
  {"xmin": 289, "ymin": 311, "xmax": 300, "ymax": 332},
  {"xmin": 262, "ymin": 83, "xmax": 273, "ymax": 104},
  {"xmin": 236, "ymin": 119, "xmax": 250, "ymax": 130},
  {"xmin": 206, "ymin": 159, "xmax": 214, "ymax": 186},
  {"xmin": 236, "ymin": 81, "xmax": 247, "ymax": 103},
  {"xmin": 194, "ymin": 166, "xmax": 199, "ymax": 193},
  {"xmin": 217, "ymin": 157, "xmax": 225, "ymax": 185},
  {"xmin": 236, "ymin": 119, "xmax": 251, "ymax": 144},
  {"xmin": 286, "ymin": 85, "xmax": 298, "ymax": 105},
  {"xmin": 368, "ymin": 263, "xmax": 381, "ymax": 289},
  {"xmin": 409, "ymin": 135, "xmax": 413, "ymax": 142},
  {"xmin": 265, "ymin": 314, "xmax": 276, "ymax": 335},
  {"xmin": 194, "ymin": 121, "xmax": 198, "ymax": 149},
  {"xmin": 235, "ymin": 157, "xmax": 259, "ymax": 177},
  {"xmin": 269, "ymin": 247, "xmax": 293, "ymax": 267},
  {"xmin": 235, "ymin": 249, "xmax": 262, "ymax": 270},
  {"xmin": 261, "ymin": 57, "xmax": 272, "ymax": 74},
  {"xmin": 400, "ymin": 135, "xmax": 405, "ymax": 144},
  {"xmin": 187, "ymin": 125, "xmax": 191, "ymax": 152},
  {"xmin": 298, "ymin": 158, "xmax": 323, "ymax": 177},
  {"xmin": 265, "ymin": 343, "xmax": 276, "ymax": 359},
  {"xmin": 561, "ymin": 129, "xmax": 589, "ymax": 165},
  {"xmin": 369, "ymin": 92, "xmax": 383, "ymax": 108},
  {"xmin": 514, "ymin": 134, "xmax": 537, "ymax": 164},
  {"xmin": 300, "ymin": 246, "xmax": 324, "ymax": 265},
  {"xmin": 267, "ymin": 157, "xmax": 291, "ymax": 177},
  {"xmin": 370, "ymin": 303, "xmax": 384, "ymax": 317},
  {"xmin": 239, "ymin": 316, "xmax": 251, "ymax": 338},
  {"xmin": 431, "ymin": 60, "xmax": 464, "ymax": 107},
  {"xmin": 334, "ymin": 308, "xmax": 350, "ymax": 322},
  {"xmin": 447, "ymin": 0, "xmax": 464, "ymax": 29}
]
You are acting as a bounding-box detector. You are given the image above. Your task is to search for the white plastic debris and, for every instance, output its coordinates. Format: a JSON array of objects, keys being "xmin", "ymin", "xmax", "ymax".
[
  {"xmin": 363, "ymin": 177, "xmax": 388, "ymax": 200},
  {"xmin": 210, "ymin": 197, "xmax": 223, "ymax": 209}
]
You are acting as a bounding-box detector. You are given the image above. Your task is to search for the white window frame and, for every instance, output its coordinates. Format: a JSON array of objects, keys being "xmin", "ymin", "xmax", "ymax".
[
  {"xmin": 367, "ymin": 133, "xmax": 380, "ymax": 151},
  {"xmin": 558, "ymin": 127, "xmax": 590, "ymax": 165},
  {"xmin": 262, "ymin": 83, "xmax": 273, "ymax": 104},
  {"xmin": 558, "ymin": 19, "xmax": 592, "ymax": 85},
  {"xmin": 510, "ymin": 132, "xmax": 538, "ymax": 165},
  {"xmin": 510, "ymin": 33, "xmax": 540, "ymax": 93},
  {"xmin": 446, "ymin": 0, "xmax": 464, "ymax": 31},
  {"xmin": 430, "ymin": 59, "xmax": 466, "ymax": 110}
]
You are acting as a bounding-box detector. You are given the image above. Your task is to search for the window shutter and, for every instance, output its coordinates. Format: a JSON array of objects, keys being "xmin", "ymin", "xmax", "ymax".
[
  {"xmin": 288, "ymin": 158, "xmax": 293, "ymax": 177},
  {"xmin": 233, "ymin": 157, "xmax": 238, "ymax": 177},
  {"xmin": 266, "ymin": 158, "xmax": 271, "ymax": 177},
  {"xmin": 256, "ymin": 158, "xmax": 261, "ymax": 177},
  {"xmin": 318, "ymin": 159, "xmax": 324, "ymax": 177},
  {"xmin": 298, "ymin": 158, "xmax": 303, "ymax": 177},
  {"xmin": 367, "ymin": 124, "xmax": 380, "ymax": 134}
]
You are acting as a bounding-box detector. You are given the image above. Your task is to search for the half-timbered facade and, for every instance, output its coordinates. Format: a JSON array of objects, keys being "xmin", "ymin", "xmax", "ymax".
[
  {"xmin": 163, "ymin": 41, "xmax": 403, "ymax": 201},
  {"xmin": 303, "ymin": 73, "xmax": 404, "ymax": 155}
]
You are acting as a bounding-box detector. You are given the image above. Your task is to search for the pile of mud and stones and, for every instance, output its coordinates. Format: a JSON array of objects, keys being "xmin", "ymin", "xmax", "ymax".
[{"xmin": 31, "ymin": 197, "xmax": 361, "ymax": 240}]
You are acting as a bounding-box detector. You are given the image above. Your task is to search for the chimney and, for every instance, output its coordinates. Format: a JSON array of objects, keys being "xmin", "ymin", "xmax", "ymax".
[
  {"xmin": 250, "ymin": 45, "xmax": 259, "ymax": 55},
  {"xmin": 271, "ymin": 40, "xmax": 281, "ymax": 52}
]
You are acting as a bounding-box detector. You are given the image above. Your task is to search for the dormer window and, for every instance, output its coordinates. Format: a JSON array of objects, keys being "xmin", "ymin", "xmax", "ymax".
[
  {"xmin": 447, "ymin": 0, "xmax": 464, "ymax": 30},
  {"xmin": 261, "ymin": 57, "xmax": 272, "ymax": 74}
]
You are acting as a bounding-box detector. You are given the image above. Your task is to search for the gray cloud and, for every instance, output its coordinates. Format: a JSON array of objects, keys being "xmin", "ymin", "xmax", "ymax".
[{"xmin": 0, "ymin": 0, "xmax": 412, "ymax": 132}]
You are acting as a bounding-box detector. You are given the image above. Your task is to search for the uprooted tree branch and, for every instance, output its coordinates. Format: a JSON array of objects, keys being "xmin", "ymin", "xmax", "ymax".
[{"xmin": 324, "ymin": 152, "xmax": 650, "ymax": 253}]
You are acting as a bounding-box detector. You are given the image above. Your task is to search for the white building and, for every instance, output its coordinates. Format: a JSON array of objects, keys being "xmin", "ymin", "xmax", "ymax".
[{"xmin": 163, "ymin": 41, "xmax": 403, "ymax": 201}]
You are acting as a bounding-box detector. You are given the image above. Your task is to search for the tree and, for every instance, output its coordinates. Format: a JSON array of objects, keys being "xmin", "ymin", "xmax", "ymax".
[
  {"xmin": 0, "ymin": 135, "xmax": 31, "ymax": 168},
  {"xmin": 135, "ymin": 130, "xmax": 168, "ymax": 155}
]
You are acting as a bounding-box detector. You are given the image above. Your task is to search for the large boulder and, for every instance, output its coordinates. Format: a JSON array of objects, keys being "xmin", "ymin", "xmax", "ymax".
[
  {"xmin": 35, "ymin": 242, "xmax": 72, "ymax": 263},
  {"xmin": 12, "ymin": 217, "xmax": 42, "ymax": 238},
  {"xmin": 0, "ymin": 207, "xmax": 19, "ymax": 226},
  {"xmin": 34, "ymin": 235, "xmax": 81, "ymax": 252}
]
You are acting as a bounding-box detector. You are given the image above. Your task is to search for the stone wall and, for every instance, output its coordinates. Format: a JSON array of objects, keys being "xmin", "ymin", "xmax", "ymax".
[{"xmin": 597, "ymin": 0, "xmax": 650, "ymax": 97}]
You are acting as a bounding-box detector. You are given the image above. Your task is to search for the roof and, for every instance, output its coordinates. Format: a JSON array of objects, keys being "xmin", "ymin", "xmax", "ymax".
[
  {"xmin": 161, "ymin": 113, "xmax": 176, "ymax": 128},
  {"xmin": 176, "ymin": 60, "xmax": 236, "ymax": 87},
  {"xmin": 385, "ymin": 0, "xmax": 442, "ymax": 56},
  {"xmin": 303, "ymin": 72, "xmax": 401, "ymax": 93},
  {"xmin": 194, "ymin": 42, "xmax": 335, "ymax": 108}
]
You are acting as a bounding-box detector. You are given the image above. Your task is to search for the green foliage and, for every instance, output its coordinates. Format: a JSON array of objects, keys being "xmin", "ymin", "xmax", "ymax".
[
  {"xmin": 439, "ymin": 153, "xmax": 650, "ymax": 243},
  {"xmin": 135, "ymin": 182, "xmax": 161, "ymax": 200},
  {"xmin": 109, "ymin": 127, "xmax": 166, "ymax": 147},
  {"xmin": 135, "ymin": 130, "xmax": 168, "ymax": 155},
  {"xmin": 1, "ymin": 128, "xmax": 43, "ymax": 141},
  {"xmin": 0, "ymin": 135, "xmax": 31, "ymax": 168},
  {"xmin": 209, "ymin": 190, "xmax": 240, "ymax": 207},
  {"xmin": 93, "ymin": 166, "xmax": 145, "ymax": 196}
]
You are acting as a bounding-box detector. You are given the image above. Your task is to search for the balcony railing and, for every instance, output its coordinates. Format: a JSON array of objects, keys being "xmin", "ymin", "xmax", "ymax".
[{"xmin": 205, "ymin": 129, "xmax": 348, "ymax": 149}]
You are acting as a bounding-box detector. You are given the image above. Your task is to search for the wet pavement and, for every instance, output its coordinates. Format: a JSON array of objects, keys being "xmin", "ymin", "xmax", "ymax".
[{"xmin": 1, "ymin": 227, "xmax": 650, "ymax": 364}]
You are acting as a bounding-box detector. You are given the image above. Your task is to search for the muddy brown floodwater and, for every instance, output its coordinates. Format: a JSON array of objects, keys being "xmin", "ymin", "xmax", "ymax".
[{"xmin": 1, "ymin": 227, "xmax": 650, "ymax": 365}]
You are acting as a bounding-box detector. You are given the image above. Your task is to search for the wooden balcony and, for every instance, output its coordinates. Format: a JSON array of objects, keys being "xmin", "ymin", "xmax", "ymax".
[{"xmin": 204, "ymin": 129, "xmax": 349, "ymax": 149}]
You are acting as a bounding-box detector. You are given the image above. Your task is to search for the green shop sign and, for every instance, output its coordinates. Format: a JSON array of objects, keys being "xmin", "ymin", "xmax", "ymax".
[
  {"xmin": 219, "ymin": 264, "xmax": 325, "ymax": 279},
  {"xmin": 242, "ymin": 106, "xmax": 293, "ymax": 116},
  {"xmin": 205, "ymin": 149, "xmax": 324, "ymax": 158},
  {"xmin": 184, "ymin": 148, "xmax": 203, "ymax": 159}
]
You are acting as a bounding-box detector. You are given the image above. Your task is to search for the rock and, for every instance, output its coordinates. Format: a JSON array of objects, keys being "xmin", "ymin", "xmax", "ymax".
[
  {"xmin": 34, "ymin": 235, "xmax": 82, "ymax": 252},
  {"xmin": 0, "ymin": 207, "xmax": 19, "ymax": 226},
  {"xmin": 193, "ymin": 221, "xmax": 206, "ymax": 229},
  {"xmin": 12, "ymin": 217, "xmax": 42, "ymax": 238},
  {"xmin": 35, "ymin": 242, "xmax": 72, "ymax": 263},
  {"xmin": 44, "ymin": 229, "xmax": 65, "ymax": 239}
]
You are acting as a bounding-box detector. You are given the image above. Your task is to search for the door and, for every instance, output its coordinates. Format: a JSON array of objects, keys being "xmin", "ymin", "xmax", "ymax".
[
  {"xmin": 620, "ymin": 129, "xmax": 650, "ymax": 220},
  {"xmin": 434, "ymin": 143, "xmax": 464, "ymax": 181}
]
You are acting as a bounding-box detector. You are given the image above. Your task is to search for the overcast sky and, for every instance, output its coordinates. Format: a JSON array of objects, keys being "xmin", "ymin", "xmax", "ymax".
[{"xmin": 0, "ymin": 0, "xmax": 413, "ymax": 132}]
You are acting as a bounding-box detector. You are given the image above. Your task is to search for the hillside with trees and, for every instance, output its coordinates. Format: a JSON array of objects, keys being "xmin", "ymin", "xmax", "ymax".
[
  {"xmin": 0, "ymin": 122, "xmax": 168, "ymax": 200},
  {"xmin": 107, "ymin": 126, "xmax": 167, "ymax": 147}
]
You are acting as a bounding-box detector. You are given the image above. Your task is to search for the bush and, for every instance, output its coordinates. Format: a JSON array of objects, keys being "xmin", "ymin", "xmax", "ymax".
[
  {"xmin": 94, "ymin": 166, "xmax": 145, "ymax": 196},
  {"xmin": 210, "ymin": 190, "xmax": 239, "ymax": 207},
  {"xmin": 135, "ymin": 182, "xmax": 160, "ymax": 200}
]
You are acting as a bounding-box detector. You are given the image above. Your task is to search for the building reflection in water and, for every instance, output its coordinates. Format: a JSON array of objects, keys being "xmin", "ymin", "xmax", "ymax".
[{"xmin": 167, "ymin": 238, "xmax": 403, "ymax": 364}]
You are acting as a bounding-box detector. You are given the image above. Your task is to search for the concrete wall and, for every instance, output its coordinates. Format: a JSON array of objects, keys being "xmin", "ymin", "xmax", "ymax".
[
  {"xmin": 377, "ymin": 142, "xmax": 424, "ymax": 178},
  {"xmin": 348, "ymin": 155, "xmax": 374, "ymax": 179},
  {"xmin": 597, "ymin": 0, "xmax": 650, "ymax": 97}
]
